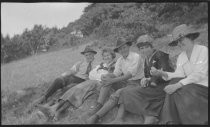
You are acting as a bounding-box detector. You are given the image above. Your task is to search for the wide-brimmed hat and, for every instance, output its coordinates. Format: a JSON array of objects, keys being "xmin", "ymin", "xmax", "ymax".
[
  {"xmin": 168, "ymin": 24, "xmax": 200, "ymax": 46},
  {"xmin": 113, "ymin": 37, "xmax": 132, "ymax": 52},
  {"xmin": 81, "ymin": 46, "xmax": 97, "ymax": 55},
  {"xmin": 136, "ymin": 34, "xmax": 154, "ymax": 48}
]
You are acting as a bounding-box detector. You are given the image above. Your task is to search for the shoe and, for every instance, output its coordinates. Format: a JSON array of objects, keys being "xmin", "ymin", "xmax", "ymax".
[
  {"xmin": 37, "ymin": 105, "xmax": 55, "ymax": 120},
  {"xmin": 86, "ymin": 114, "xmax": 99, "ymax": 124},
  {"xmin": 87, "ymin": 102, "xmax": 103, "ymax": 117},
  {"xmin": 144, "ymin": 116, "xmax": 158, "ymax": 124}
]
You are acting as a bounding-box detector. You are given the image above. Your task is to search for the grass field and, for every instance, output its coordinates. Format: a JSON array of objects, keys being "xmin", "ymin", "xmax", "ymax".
[
  {"xmin": 1, "ymin": 43, "xmax": 101, "ymax": 92},
  {"xmin": 1, "ymin": 24, "xmax": 208, "ymax": 124},
  {"xmin": 1, "ymin": 23, "xmax": 207, "ymax": 92},
  {"xmin": 0, "ymin": 43, "xmax": 140, "ymax": 125}
]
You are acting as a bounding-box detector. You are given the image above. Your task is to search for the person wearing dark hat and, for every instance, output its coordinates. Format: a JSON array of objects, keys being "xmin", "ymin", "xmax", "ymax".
[
  {"xmin": 105, "ymin": 34, "xmax": 174, "ymax": 124},
  {"xmin": 37, "ymin": 48, "xmax": 117, "ymax": 121},
  {"xmin": 34, "ymin": 45, "xmax": 97, "ymax": 105},
  {"xmin": 86, "ymin": 37, "xmax": 144, "ymax": 124},
  {"xmin": 150, "ymin": 24, "xmax": 208, "ymax": 124}
]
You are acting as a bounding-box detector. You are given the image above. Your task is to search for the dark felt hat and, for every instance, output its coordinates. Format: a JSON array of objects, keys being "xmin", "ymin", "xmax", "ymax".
[
  {"xmin": 113, "ymin": 37, "xmax": 132, "ymax": 52},
  {"xmin": 81, "ymin": 46, "xmax": 97, "ymax": 55}
]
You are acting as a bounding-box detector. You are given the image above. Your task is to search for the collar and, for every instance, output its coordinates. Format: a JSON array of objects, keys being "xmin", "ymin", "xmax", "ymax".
[
  {"xmin": 147, "ymin": 50, "xmax": 157, "ymax": 62},
  {"xmin": 122, "ymin": 52, "xmax": 133, "ymax": 61},
  {"xmin": 184, "ymin": 44, "xmax": 196, "ymax": 62}
]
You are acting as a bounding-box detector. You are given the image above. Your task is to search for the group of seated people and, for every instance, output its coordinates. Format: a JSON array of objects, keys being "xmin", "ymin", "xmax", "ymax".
[{"xmin": 35, "ymin": 24, "xmax": 208, "ymax": 124}]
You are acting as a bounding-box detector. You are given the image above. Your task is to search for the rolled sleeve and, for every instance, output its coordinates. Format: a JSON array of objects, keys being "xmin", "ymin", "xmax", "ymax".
[
  {"xmin": 163, "ymin": 67, "xmax": 185, "ymax": 81},
  {"xmin": 162, "ymin": 54, "xmax": 185, "ymax": 81}
]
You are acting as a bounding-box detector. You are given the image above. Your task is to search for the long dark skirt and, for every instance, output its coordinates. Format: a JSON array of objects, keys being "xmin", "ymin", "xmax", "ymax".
[
  {"xmin": 159, "ymin": 78, "xmax": 208, "ymax": 124},
  {"xmin": 119, "ymin": 82, "xmax": 167, "ymax": 117}
]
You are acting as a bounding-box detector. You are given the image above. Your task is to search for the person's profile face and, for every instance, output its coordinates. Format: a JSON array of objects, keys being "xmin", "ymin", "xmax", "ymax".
[
  {"xmin": 118, "ymin": 44, "xmax": 130, "ymax": 58},
  {"xmin": 177, "ymin": 37, "xmax": 189, "ymax": 51},
  {"xmin": 138, "ymin": 45, "xmax": 152, "ymax": 57},
  {"xmin": 84, "ymin": 52, "xmax": 95, "ymax": 62}
]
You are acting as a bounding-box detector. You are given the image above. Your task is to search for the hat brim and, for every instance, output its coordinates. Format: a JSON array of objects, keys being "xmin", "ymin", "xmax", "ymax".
[
  {"xmin": 114, "ymin": 41, "xmax": 132, "ymax": 52},
  {"xmin": 185, "ymin": 32, "xmax": 200, "ymax": 40},
  {"xmin": 136, "ymin": 42, "xmax": 152, "ymax": 48},
  {"xmin": 168, "ymin": 32, "xmax": 200, "ymax": 47},
  {"xmin": 81, "ymin": 51, "xmax": 97, "ymax": 55}
]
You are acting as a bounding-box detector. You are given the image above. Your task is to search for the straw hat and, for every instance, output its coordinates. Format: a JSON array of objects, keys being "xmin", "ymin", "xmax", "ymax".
[
  {"xmin": 168, "ymin": 24, "xmax": 200, "ymax": 46},
  {"xmin": 136, "ymin": 34, "xmax": 154, "ymax": 48}
]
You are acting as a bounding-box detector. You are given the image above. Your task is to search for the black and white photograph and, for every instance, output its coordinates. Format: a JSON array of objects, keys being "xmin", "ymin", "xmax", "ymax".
[{"xmin": 1, "ymin": 1, "xmax": 208, "ymax": 125}]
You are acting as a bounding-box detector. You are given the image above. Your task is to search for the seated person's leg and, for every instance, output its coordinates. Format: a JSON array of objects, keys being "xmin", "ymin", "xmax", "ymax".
[
  {"xmin": 64, "ymin": 74, "xmax": 85, "ymax": 88},
  {"xmin": 85, "ymin": 81, "xmax": 127, "ymax": 121},
  {"xmin": 53, "ymin": 100, "xmax": 72, "ymax": 121},
  {"xmin": 97, "ymin": 80, "xmax": 127, "ymax": 105},
  {"xmin": 160, "ymin": 83, "xmax": 208, "ymax": 124},
  {"xmin": 37, "ymin": 99, "xmax": 66, "ymax": 118},
  {"xmin": 86, "ymin": 85, "xmax": 112, "ymax": 117},
  {"xmin": 40, "ymin": 77, "xmax": 65, "ymax": 103},
  {"xmin": 86, "ymin": 88, "xmax": 123, "ymax": 124},
  {"xmin": 39, "ymin": 74, "xmax": 85, "ymax": 104},
  {"xmin": 97, "ymin": 85, "xmax": 112, "ymax": 105},
  {"xmin": 110, "ymin": 103, "xmax": 125, "ymax": 124},
  {"xmin": 86, "ymin": 97, "xmax": 117, "ymax": 124}
]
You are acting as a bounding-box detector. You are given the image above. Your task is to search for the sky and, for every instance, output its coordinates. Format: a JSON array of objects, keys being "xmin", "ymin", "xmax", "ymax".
[{"xmin": 1, "ymin": 3, "xmax": 90, "ymax": 37}]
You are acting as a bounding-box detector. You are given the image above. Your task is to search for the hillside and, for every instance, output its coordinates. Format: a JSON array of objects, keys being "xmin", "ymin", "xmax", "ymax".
[
  {"xmin": 1, "ymin": 2, "xmax": 208, "ymax": 125},
  {"xmin": 1, "ymin": 3, "xmax": 208, "ymax": 64},
  {"xmin": 1, "ymin": 42, "xmax": 137, "ymax": 124}
]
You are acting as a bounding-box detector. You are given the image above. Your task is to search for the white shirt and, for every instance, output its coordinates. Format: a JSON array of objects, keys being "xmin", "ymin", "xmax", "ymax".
[
  {"xmin": 71, "ymin": 59, "xmax": 95, "ymax": 79},
  {"xmin": 113, "ymin": 52, "xmax": 144, "ymax": 80},
  {"xmin": 163, "ymin": 44, "xmax": 208, "ymax": 87},
  {"xmin": 88, "ymin": 63, "xmax": 109, "ymax": 81}
]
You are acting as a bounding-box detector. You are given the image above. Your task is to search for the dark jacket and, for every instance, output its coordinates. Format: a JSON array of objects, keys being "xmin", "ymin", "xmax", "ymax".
[{"xmin": 144, "ymin": 50, "xmax": 174, "ymax": 86}]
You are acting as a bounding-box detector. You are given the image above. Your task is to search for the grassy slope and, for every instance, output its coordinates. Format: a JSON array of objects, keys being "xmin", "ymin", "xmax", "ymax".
[
  {"xmin": 0, "ymin": 42, "xmax": 139, "ymax": 125},
  {"xmin": 1, "ymin": 43, "xmax": 101, "ymax": 92},
  {"xmin": 1, "ymin": 24, "xmax": 208, "ymax": 124}
]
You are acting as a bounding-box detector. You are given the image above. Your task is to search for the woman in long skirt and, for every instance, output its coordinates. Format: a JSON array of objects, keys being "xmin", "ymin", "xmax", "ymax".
[
  {"xmin": 87, "ymin": 34, "xmax": 174, "ymax": 124},
  {"xmin": 155, "ymin": 24, "xmax": 208, "ymax": 124}
]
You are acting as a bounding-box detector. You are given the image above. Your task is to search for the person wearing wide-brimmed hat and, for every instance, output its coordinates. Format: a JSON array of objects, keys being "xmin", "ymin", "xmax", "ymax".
[
  {"xmin": 150, "ymin": 24, "xmax": 208, "ymax": 124},
  {"xmin": 109, "ymin": 34, "xmax": 174, "ymax": 124},
  {"xmin": 37, "ymin": 48, "xmax": 117, "ymax": 121},
  {"xmin": 34, "ymin": 45, "xmax": 97, "ymax": 105},
  {"xmin": 86, "ymin": 37, "xmax": 145, "ymax": 124}
]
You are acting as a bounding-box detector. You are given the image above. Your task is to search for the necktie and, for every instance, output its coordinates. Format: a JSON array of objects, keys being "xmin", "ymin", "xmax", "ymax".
[{"xmin": 85, "ymin": 61, "xmax": 92, "ymax": 76}]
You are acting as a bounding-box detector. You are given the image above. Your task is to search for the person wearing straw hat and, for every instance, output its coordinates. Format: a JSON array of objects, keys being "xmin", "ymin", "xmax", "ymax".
[
  {"xmin": 86, "ymin": 38, "xmax": 144, "ymax": 124},
  {"xmin": 106, "ymin": 34, "xmax": 174, "ymax": 124},
  {"xmin": 86, "ymin": 37, "xmax": 144, "ymax": 124},
  {"xmin": 150, "ymin": 24, "xmax": 208, "ymax": 124},
  {"xmin": 37, "ymin": 48, "xmax": 117, "ymax": 121},
  {"xmin": 34, "ymin": 45, "xmax": 97, "ymax": 105}
]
